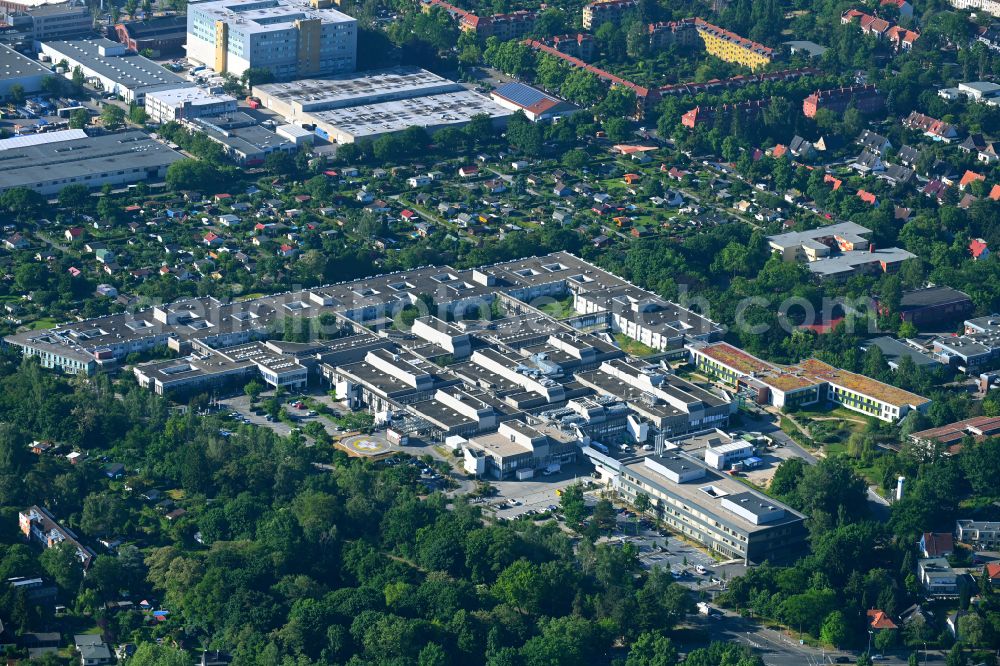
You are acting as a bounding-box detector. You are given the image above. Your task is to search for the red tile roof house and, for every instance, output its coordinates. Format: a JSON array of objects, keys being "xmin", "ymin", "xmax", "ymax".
[
  {"xmin": 459, "ymin": 165, "xmax": 479, "ymax": 177},
  {"xmin": 920, "ymin": 532, "xmax": 954, "ymax": 558},
  {"xmin": 868, "ymin": 609, "xmax": 898, "ymax": 630},
  {"xmin": 986, "ymin": 563, "xmax": 1000, "ymax": 584},
  {"xmin": 959, "ymin": 170, "xmax": 985, "ymax": 190},
  {"xmin": 824, "ymin": 174, "xmax": 843, "ymax": 190},
  {"xmin": 203, "ymin": 232, "xmax": 223, "ymax": 247},
  {"xmin": 64, "ymin": 227, "xmax": 85, "ymax": 242},
  {"xmin": 857, "ymin": 189, "xmax": 878, "ymax": 206},
  {"xmin": 970, "ymin": 238, "xmax": 989, "ymax": 260},
  {"xmin": 400, "ymin": 209, "xmax": 418, "ymax": 221}
]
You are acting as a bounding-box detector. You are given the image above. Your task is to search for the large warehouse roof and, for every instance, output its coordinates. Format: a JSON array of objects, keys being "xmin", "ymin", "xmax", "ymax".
[{"xmin": 0, "ymin": 130, "xmax": 183, "ymax": 192}]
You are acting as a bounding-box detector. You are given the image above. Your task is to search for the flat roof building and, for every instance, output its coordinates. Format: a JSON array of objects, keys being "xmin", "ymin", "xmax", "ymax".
[
  {"xmin": 253, "ymin": 66, "xmax": 462, "ymax": 117},
  {"xmin": 184, "ymin": 111, "xmax": 294, "ymax": 165},
  {"xmin": 617, "ymin": 451, "xmax": 806, "ymax": 563},
  {"xmin": 5, "ymin": 3, "xmax": 92, "ymax": 40},
  {"xmin": 186, "ymin": 0, "xmax": 356, "ymax": 79},
  {"xmin": 144, "ymin": 85, "xmax": 238, "ymax": 123},
  {"xmin": 39, "ymin": 37, "xmax": 191, "ymax": 104},
  {"xmin": 253, "ymin": 66, "xmax": 512, "ymax": 143},
  {"xmin": 0, "ymin": 44, "xmax": 53, "ymax": 99},
  {"xmin": 114, "ymin": 16, "xmax": 187, "ymax": 57},
  {"xmin": 301, "ymin": 89, "xmax": 511, "ymax": 143},
  {"xmin": 767, "ymin": 222, "xmax": 915, "ymax": 280},
  {"xmin": 0, "ymin": 129, "xmax": 184, "ymax": 196}
]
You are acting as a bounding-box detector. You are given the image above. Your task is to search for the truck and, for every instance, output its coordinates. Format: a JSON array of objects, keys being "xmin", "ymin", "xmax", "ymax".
[
  {"xmin": 246, "ymin": 96, "xmax": 261, "ymax": 109},
  {"xmin": 696, "ymin": 602, "xmax": 719, "ymax": 617}
]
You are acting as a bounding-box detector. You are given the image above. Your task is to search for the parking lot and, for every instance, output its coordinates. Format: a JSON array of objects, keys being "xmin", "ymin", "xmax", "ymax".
[{"xmin": 489, "ymin": 467, "xmax": 593, "ymax": 519}]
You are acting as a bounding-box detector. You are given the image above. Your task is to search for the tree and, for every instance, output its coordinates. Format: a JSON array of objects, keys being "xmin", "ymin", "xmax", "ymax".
[
  {"xmin": 166, "ymin": 159, "xmax": 218, "ymax": 190},
  {"xmin": 493, "ymin": 559, "xmax": 543, "ymax": 614},
  {"xmin": 128, "ymin": 105, "xmax": 148, "ymax": 125},
  {"xmin": 7, "ymin": 84, "xmax": 25, "ymax": 105},
  {"xmin": 69, "ymin": 108, "xmax": 90, "ymax": 129},
  {"xmin": 770, "ymin": 457, "xmax": 806, "ymax": 499},
  {"xmin": 562, "ymin": 148, "xmax": 589, "ymax": 170},
  {"xmin": 795, "ymin": 457, "xmax": 869, "ymax": 523},
  {"xmin": 58, "ymin": 184, "xmax": 91, "ymax": 212},
  {"xmin": 820, "ymin": 611, "xmax": 850, "ymax": 648},
  {"xmin": 39, "ymin": 542, "xmax": 83, "ymax": 593},
  {"xmin": 244, "ymin": 379, "xmax": 264, "ymax": 402},
  {"xmin": 129, "ymin": 643, "xmax": 191, "ymax": 666},
  {"xmin": 559, "ymin": 483, "xmax": 587, "ymax": 526},
  {"xmin": 626, "ymin": 631, "xmax": 677, "ymax": 666},
  {"xmin": 418, "ymin": 642, "xmax": 449, "ymax": 666},
  {"xmin": 100, "ymin": 104, "xmax": 126, "ymax": 129},
  {"xmin": 241, "ymin": 67, "xmax": 275, "ymax": 88},
  {"xmin": 956, "ymin": 613, "xmax": 986, "ymax": 647},
  {"xmin": 593, "ymin": 498, "xmax": 616, "ymax": 532}
]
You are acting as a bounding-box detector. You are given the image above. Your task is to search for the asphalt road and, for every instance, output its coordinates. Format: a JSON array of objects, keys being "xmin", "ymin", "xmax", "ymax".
[{"xmin": 685, "ymin": 608, "xmax": 945, "ymax": 666}]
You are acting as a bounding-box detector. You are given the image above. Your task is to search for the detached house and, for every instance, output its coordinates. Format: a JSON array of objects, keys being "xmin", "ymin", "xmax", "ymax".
[
  {"xmin": 857, "ymin": 130, "xmax": 892, "ymax": 155},
  {"xmin": 903, "ymin": 111, "xmax": 959, "ymax": 142},
  {"xmin": 959, "ymin": 170, "xmax": 986, "ymax": 191}
]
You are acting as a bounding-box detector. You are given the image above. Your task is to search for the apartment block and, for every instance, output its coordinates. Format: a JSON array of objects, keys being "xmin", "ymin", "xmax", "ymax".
[
  {"xmin": 681, "ymin": 98, "xmax": 771, "ymax": 128},
  {"xmin": 956, "ymin": 519, "xmax": 1000, "ymax": 550},
  {"xmin": 582, "ymin": 0, "xmax": 638, "ymax": 29},
  {"xmin": 186, "ymin": 0, "xmax": 356, "ymax": 79},
  {"xmin": 692, "ymin": 18, "xmax": 773, "ymax": 70},
  {"xmin": 19, "ymin": 505, "xmax": 95, "ymax": 567},
  {"xmin": 803, "ymin": 84, "xmax": 885, "ymax": 118},
  {"xmin": 461, "ymin": 9, "xmax": 536, "ymax": 39},
  {"xmin": 647, "ymin": 19, "xmax": 700, "ymax": 49},
  {"xmin": 549, "ymin": 33, "xmax": 596, "ymax": 60},
  {"xmin": 951, "ymin": 0, "xmax": 1000, "ymax": 16}
]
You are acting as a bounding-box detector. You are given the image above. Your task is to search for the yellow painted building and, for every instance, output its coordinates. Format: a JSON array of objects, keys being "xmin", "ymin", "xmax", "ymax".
[{"xmin": 694, "ymin": 20, "xmax": 773, "ymax": 71}]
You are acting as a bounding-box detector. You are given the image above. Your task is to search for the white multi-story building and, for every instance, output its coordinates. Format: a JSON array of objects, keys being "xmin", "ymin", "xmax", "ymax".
[
  {"xmin": 949, "ymin": 0, "xmax": 1000, "ymax": 16},
  {"xmin": 144, "ymin": 86, "xmax": 238, "ymax": 123},
  {"xmin": 186, "ymin": 0, "xmax": 356, "ymax": 79}
]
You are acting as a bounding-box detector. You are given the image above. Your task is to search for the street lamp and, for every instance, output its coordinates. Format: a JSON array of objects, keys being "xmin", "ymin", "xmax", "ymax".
[{"xmin": 867, "ymin": 630, "xmax": 873, "ymax": 660}]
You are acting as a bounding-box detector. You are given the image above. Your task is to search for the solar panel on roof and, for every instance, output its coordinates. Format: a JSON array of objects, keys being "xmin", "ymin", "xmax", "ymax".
[{"xmin": 494, "ymin": 82, "xmax": 554, "ymax": 108}]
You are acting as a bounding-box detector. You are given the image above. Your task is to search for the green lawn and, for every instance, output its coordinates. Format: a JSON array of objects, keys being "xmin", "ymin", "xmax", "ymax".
[
  {"xmin": 27, "ymin": 317, "xmax": 59, "ymax": 330},
  {"xmin": 537, "ymin": 295, "xmax": 576, "ymax": 319},
  {"xmin": 613, "ymin": 333, "xmax": 658, "ymax": 357}
]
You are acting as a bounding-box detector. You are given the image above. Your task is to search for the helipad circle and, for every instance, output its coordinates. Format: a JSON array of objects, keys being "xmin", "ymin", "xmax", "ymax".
[{"xmin": 342, "ymin": 434, "xmax": 391, "ymax": 456}]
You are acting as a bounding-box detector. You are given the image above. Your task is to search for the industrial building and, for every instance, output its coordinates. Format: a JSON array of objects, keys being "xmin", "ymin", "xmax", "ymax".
[
  {"xmin": 0, "ymin": 130, "xmax": 184, "ymax": 196},
  {"xmin": 184, "ymin": 111, "xmax": 295, "ymax": 165},
  {"xmin": 0, "ymin": 44, "xmax": 53, "ymax": 99},
  {"xmin": 114, "ymin": 16, "xmax": 187, "ymax": 57},
  {"xmin": 489, "ymin": 81, "xmax": 576, "ymax": 121},
  {"xmin": 39, "ymin": 37, "xmax": 191, "ymax": 104},
  {"xmin": 254, "ymin": 66, "xmax": 511, "ymax": 143},
  {"xmin": 254, "ymin": 66, "xmax": 463, "ymax": 118},
  {"xmin": 185, "ymin": 0, "xmax": 356, "ymax": 79},
  {"xmin": 4, "ymin": 3, "xmax": 91, "ymax": 40},
  {"xmin": 0, "ymin": 0, "xmax": 73, "ymax": 14},
  {"xmin": 144, "ymin": 85, "xmax": 238, "ymax": 123}
]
